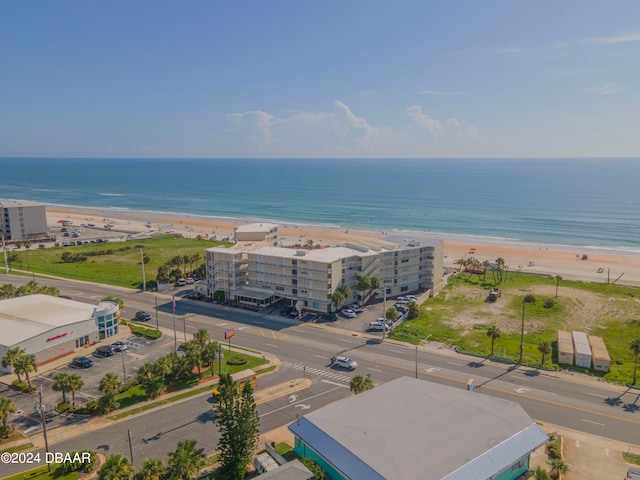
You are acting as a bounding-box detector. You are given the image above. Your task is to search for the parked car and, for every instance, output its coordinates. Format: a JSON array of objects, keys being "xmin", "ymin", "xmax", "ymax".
[
  {"xmin": 54, "ymin": 242, "xmax": 61, "ymax": 247},
  {"xmin": 340, "ymin": 309, "xmax": 357, "ymax": 318},
  {"xmin": 347, "ymin": 304, "xmax": 363, "ymax": 314},
  {"xmin": 61, "ymin": 227, "xmax": 68, "ymax": 233},
  {"xmin": 321, "ymin": 312, "xmax": 339, "ymax": 322},
  {"xmin": 111, "ymin": 341, "xmax": 128, "ymax": 352},
  {"xmin": 72, "ymin": 356, "xmax": 93, "ymax": 368},
  {"xmin": 186, "ymin": 277, "xmax": 195, "ymax": 284},
  {"xmin": 334, "ymin": 356, "xmax": 358, "ymax": 370},
  {"xmin": 135, "ymin": 311, "xmax": 152, "ymax": 322},
  {"xmin": 369, "ymin": 321, "xmax": 391, "ymax": 332},
  {"xmin": 95, "ymin": 345, "xmax": 115, "ymax": 357},
  {"xmin": 406, "ymin": 295, "xmax": 418, "ymax": 302},
  {"xmin": 176, "ymin": 278, "xmax": 187, "ymax": 286},
  {"xmin": 38, "ymin": 244, "xmax": 46, "ymax": 249}
]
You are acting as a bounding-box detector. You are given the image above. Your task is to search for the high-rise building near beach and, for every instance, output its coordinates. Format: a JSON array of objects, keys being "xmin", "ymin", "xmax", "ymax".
[
  {"xmin": 0, "ymin": 199, "xmax": 48, "ymax": 242},
  {"xmin": 205, "ymin": 230, "xmax": 443, "ymax": 312}
]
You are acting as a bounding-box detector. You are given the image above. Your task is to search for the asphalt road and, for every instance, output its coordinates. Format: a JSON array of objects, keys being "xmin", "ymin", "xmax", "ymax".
[{"xmin": 2, "ymin": 272, "xmax": 640, "ymax": 474}]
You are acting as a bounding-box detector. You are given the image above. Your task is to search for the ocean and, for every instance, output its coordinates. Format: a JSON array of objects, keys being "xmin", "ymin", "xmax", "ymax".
[{"xmin": 1, "ymin": 157, "xmax": 639, "ymax": 251}]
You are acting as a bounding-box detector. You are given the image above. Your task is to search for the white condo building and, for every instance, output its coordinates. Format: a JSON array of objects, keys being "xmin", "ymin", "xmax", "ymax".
[
  {"xmin": 0, "ymin": 200, "xmax": 48, "ymax": 242},
  {"xmin": 205, "ymin": 236, "xmax": 443, "ymax": 312}
]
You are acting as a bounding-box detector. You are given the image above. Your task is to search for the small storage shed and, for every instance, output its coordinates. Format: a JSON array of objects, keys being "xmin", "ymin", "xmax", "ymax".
[
  {"xmin": 572, "ymin": 331, "xmax": 592, "ymax": 368},
  {"xmin": 557, "ymin": 330, "xmax": 574, "ymax": 365},
  {"xmin": 588, "ymin": 335, "xmax": 611, "ymax": 372}
]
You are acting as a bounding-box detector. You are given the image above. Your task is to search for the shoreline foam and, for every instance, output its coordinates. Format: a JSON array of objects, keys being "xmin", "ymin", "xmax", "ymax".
[{"xmin": 45, "ymin": 204, "xmax": 640, "ymax": 287}]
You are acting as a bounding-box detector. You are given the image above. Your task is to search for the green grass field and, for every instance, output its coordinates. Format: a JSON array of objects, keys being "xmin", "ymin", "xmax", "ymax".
[
  {"xmin": 395, "ymin": 272, "xmax": 640, "ymax": 383},
  {"xmin": 11, "ymin": 236, "xmax": 227, "ymax": 288}
]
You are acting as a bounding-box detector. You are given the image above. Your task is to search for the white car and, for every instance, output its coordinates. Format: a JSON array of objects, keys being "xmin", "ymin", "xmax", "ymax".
[
  {"xmin": 177, "ymin": 278, "xmax": 187, "ymax": 286},
  {"xmin": 406, "ymin": 295, "xmax": 418, "ymax": 302},
  {"xmin": 186, "ymin": 277, "xmax": 195, "ymax": 284},
  {"xmin": 369, "ymin": 321, "xmax": 390, "ymax": 332},
  {"xmin": 340, "ymin": 309, "xmax": 357, "ymax": 318},
  {"xmin": 335, "ymin": 356, "xmax": 358, "ymax": 370}
]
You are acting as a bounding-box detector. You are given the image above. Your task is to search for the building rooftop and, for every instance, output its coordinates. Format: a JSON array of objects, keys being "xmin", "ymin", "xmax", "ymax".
[
  {"xmin": 234, "ymin": 223, "xmax": 279, "ymax": 233},
  {"xmin": 289, "ymin": 376, "xmax": 547, "ymax": 480},
  {"xmin": 0, "ymin": 199, "xmax": 45, "ymax": 208},
  {"xmin": 0, "ymin": 295, "xmax": 97, "ymax": 346},
  {"xmin": 250, "ymin": 245, "xmax": 380, "ymax": 263}
]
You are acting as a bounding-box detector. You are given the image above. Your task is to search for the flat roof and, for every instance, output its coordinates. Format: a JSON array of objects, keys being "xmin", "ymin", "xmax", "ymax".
[
  {"xmin": 0, "ymin": 199, "xmax": 45, "ymax": 208},
  {"xmin": 0, "ymin": 295, "xmax": 97, "ymax": 346},
  {"xmin": 250, "ymin": 245, "xmax": 379, "ymax": 263},
  {"xmin": 290, "ymin": 377, "xmax": 547, "ymax": 480},
  {"xmin": 234, "ymin": 223, "xmax": 279, "ymax": 233}
]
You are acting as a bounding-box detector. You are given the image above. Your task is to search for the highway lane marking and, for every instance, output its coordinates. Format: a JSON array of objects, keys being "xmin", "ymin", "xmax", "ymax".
[
  {"xmin": 587, "ymin": 392, "xmax": 601, "ymax": 397},
  {"xmin": 321, "ymin": 380, "xmax": 349, "ymax": 388},
  {"xmin": 389, "ymin": 349, "xmax": 404, "ymax": 354},
  {"xmin": 260, "ymin": 386, "xmax": 345, "ymax": 417},
  {"xmin": 446, "ymin": 361, "xmax": 462, "ymax": 366},
  {"xmin": 582, "ymin": 419, "xmax": 605, "ymax": 426},
  {"xmin": 265, "ymin": 343, "xmax": 279, "ymax": 348},
  {"xmin": 376, "ymin": 359, "xmax": 640, "ymax": 427},
  {"xmin": 368, "ymin": 368, "xmax": 384, "ymax": 372},
  {"xmin": 313, "ymin": 355, "xmax": 326, "ymax": 360},
  {"xmin": 338, "ymin": 338, "xmax": 353, "ymax": 343}
]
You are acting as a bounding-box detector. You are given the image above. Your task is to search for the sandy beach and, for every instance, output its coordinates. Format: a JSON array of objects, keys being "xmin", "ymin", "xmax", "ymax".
[{"xmin": 46, "ymin": 206, "xmax": 640, "ymax": 287}]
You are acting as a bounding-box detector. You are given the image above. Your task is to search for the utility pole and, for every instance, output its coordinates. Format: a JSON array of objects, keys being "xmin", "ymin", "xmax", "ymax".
[
  {"xmin": 415, "ymin": 346, "xmax": 418, "ymax": 379},
  {"xmin": 155, "ymin": 296, "xmax": 159, "ymax": 331},
  {"xmin": 140, "ymin": 248, "xmax": 146, "ymax": 292},
  {"xmin": 121, "ymin": 351, "xmax": 127, "ymax": 383},
  {"xmin": 172, "ymin": 291, "xmax": 177, "ymax": 351},
  {"xmin": 1, "ymin": 231, "xmax": 8, "ymax": 274},
  {"xmin": 38, "ymin": 386, "xmax": 51, "ymax": 472},
  {"xmin": 519, "ymin": 298, "xmax": 526, "ymax": 364},
  {"xmin": 127, "ymin": 429, "xmax": 134, "ymax": 466}
]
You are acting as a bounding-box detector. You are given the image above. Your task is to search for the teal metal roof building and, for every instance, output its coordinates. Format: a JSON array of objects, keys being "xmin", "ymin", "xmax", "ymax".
[{"xmin": 289, "ymin": 377, "xmax": 547, "ymax": 480}]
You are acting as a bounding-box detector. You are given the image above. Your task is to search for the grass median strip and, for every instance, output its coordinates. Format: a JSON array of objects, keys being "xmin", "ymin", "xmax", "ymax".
[
  {"xmin": 0, "ymin": 442, "xmax": 34, "ymax": 455},
  {"xmin": 108, "ymin": 384, "xmax": 214, "ymax": 421}
]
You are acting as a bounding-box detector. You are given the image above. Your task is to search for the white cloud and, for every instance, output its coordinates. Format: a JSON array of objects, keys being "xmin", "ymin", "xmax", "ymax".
[
  {"xmin": 583, "ymin": 82, "xmax": 621, "ymax": 95},
  {"xmin": 217, "ymin": 101, "xmax": 476, "ymax": 157},
  {"xmin": 419, "ymin": 90, "xmax": 467, "ymax": 96},
  {"xmin": 588, "ymin": 32, "xmax": 640, "ymax": 45}
]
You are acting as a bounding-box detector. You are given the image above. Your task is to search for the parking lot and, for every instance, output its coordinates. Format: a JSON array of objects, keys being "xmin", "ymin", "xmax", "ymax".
[{"xmin": 3, "ymin": 327, "xmax": 187, "ymax": 435}]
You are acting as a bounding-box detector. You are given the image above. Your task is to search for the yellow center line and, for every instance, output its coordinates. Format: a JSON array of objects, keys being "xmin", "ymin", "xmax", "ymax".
[{"xmin": 377, "ymin": 360, "xmax": 640, "ymax": 426}]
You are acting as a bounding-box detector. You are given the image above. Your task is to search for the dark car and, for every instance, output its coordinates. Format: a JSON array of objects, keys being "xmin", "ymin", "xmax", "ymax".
[
  {"xmin": 111, "ymin": 341, "xmax": 128, "ymax": 352},
  {"xmin": 135, "ymin": 311, "xmax": 152, "ymax": 322},
  {"xmin": 95, "ymin": 345, "xmax": 115, "ymax": 357},
  {"xmin": 321, "ymin": 312, "xmax": 338, "ymax": 322},
  {"xmin": 72, "ymin": 356, "xmax": 93, "ymax": 368}
]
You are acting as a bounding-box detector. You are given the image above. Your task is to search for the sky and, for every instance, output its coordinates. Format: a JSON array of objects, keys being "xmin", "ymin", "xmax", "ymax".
[{"xmin": 2, "ymin": 1, "xmax": 639, "ymax": 158}]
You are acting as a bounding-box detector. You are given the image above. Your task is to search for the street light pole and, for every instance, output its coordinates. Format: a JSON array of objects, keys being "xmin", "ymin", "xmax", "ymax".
[
  {"xmin": 415, "ymin": 346, "xmax": 418, "ymax": 379},
  {"xmin": 1, "ymin": 231, "xmax": 8, "ymax": 274},
  {"xmin": 519, "ymin": 298, "xmax": 526, "ymax": 364},
  {"xmin": 140, "ymin": 248, "xmax": 146, "ymax": 292},
  {"xmin": 38, "ymin": 386, "xmax": 51, "ymax": 472},
  {"xmin": 121, "ymin": 351, "xmax": 127, "ymax": 383}
]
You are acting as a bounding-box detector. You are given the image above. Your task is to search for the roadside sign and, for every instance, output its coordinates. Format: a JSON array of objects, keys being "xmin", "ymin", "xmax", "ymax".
[{"xmin": 224, "ymin": 328, "xmax": 235, "ymax": 340}]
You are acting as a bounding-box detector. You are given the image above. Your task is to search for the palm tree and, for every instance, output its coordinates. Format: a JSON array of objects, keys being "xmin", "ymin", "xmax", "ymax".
[
  {"xmin": 165, "ymin": 439, "xmax": 205, "ymax": 480},
  {"xmin": 330, "ymin": 291, "xmax": 345, "ymax": 312},
  {"xmin": 630, "ymin": 337, "xmax": 640, "ymax": 385},
  {"xmin": 533, "ymin": 466, "xmax": 550, "ymax": 480},
  {"xmin": 538, "ymin": 341, "xmax": 552, "ymax": 365},
  {"xmin": 202, "ymin": 341, "xmax": 220, "ymax": 377},
  {"xmin": 99, "ymin": 372, "xmax": 122, "ymax": 396},
  {"xmin": 1, "ymin": 347, "xmax": 25, "ymax": 380},
  {"xmin": 550, "ymin": 458, "xmax": 568, "ymax": 478},
  {"xmin": 134, "ymin": 457, "xmax": 164, "ymax": 480},
  {"xmin": 68, "ymin": 374, "xmax": 84, "ymax": 406},
  {"xmin": 356, "ymin": 276, "xmax": 370, "ymax": 306},
  {"xmin": 193, "ymin": 329, "xmax": 210, "ymax": 350},
  {"xmin": 368, "ymin": 276, "xmax": 380, "ymax": 303},
  {"xmin": 23, "ymin": 240, "xmax": 32, "ymax": 270},
  {"xmin": 350, "ymin": 375, "xmax": 374, "ymax": 395},
  {"xmin": 52, "ymin": 372, "xmax": 72, "ymax": 404},
  {"xmin": 337, "ymin": 285, "xmax": 351, "ymax": 301},
  {"xmin": 486, "ymin": 325, "xmax": 501, "ymax": 356},
  {"xmin": 385, "ymin": 307, "xmax": 398, "ymax": 323},
  {"xmin": 14, "ymin": 353, "xmax": 37, "ymax": 387},
  {"xmin": 14, "ymin": 240, "xmax": 22, "ymax": 268},
  {"xmin": 0, "ymin": 396, "xmax": 17, "ymax": 438},
  {"xmin": 555, "ymin": 275, "xmax": 562, "ymax": 297},
  {"xmin": 98, "ymin": 453, "xmax": 134, "ymax": 480}
]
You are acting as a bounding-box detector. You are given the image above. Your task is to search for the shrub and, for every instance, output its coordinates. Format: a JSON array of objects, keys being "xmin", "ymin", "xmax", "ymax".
[
  {"xmin": 226, "ymin": 356, "xmax": 248, "ymax": 366},
  {"xmin": 543, "ymin": 298, "xmax": 556, "ymax": 308}
]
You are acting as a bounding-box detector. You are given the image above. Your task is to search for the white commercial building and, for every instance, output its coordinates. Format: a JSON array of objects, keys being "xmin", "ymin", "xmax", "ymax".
[
  {"xmin": 0, "ymin": 295, "xmax": 120, "ymax": 373},
  {"xmin": 205, "ymin": 235, "xmax": 444, "ymax": 312},
  {"xmin": 234, "ymin": 223, "xmax": 279, "ymax": 243},
  {"xmin": 0, "ymin": 200, "xmax": 48, "ymax": 241}
]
